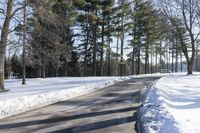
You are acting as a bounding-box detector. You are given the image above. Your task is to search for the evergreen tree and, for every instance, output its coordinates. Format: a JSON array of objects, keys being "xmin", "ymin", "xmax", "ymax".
[
  {"xmin": 77, "ymin": 0, "xmax": 101, "ymax": 76},
  {"xmin": 117, "ymin": 0, "xmax": 132, "ymax": 76},
  {"xmin": 129, "ymin": 0, "xmax": 166, "ymax": 74},
  {"xmin": 10, "ymin": 53, "xmax": 22, "ymax": 78},
  {"xmin": 28, "ymin": 0, "xmax": 76, "ymax": 78},
  {"xmin": 52, "ymin": 0, "xmax": 76, "ymax": 77}
]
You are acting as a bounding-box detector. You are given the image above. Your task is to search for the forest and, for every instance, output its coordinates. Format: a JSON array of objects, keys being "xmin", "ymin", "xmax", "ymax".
[{"xmin": 0, "ymin": 0, "xmax": 200, "ymax": 91}]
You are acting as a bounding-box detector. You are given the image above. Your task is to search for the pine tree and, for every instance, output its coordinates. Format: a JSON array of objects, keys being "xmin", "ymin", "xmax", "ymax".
[
  {"xmin": 28, "ymin": 0, "xmax": 76, "ymax": 78},
  {"xmin": 129, "ymin": 0, "xmax": 166, "ymax": 75},
  {"xmin": 10, "ymin": 53, "xmax": 22, "ymax": 78},
  {"xmin": 77, "ymin": 0, "xmax": 102, "ymax": 76},
  {"xmin": 52, "ymin": 0, "xmax": 76, "ymax": 77},
  {"xmin": 99, "ymin": 0, "xmax": 114, "ymax": 76},
  {"xmin": 117, "ymin": 0, "xmax": 132, "ymax": 76}
]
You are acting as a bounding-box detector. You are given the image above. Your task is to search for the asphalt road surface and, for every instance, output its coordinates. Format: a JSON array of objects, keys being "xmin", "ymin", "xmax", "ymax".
[{"xmin": 0, "ymin": 77, "xmax": 159, "ymax": 133}]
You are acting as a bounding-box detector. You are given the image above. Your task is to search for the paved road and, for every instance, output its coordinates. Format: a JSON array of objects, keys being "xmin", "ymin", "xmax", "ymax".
[{"xmin": 0, "ymin": 77, "xmax": 159, "ymax": 133}]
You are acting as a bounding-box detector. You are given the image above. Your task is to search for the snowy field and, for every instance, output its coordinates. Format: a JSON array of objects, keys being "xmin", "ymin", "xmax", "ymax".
[
  {"xmin": 139, "ymin": 73, "xmax": 200, "ymax": 133},
  {"xmin": 0, "ymin": 76, "xmax": 132, "ymax": 119}
]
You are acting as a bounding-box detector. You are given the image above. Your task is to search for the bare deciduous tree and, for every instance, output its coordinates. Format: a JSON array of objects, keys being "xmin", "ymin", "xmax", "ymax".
[
  {"xmin": 158, "ymin": 0, "xmax": 200, "ymax": 75},
  {"xmin": 0, "ymin": 0, "xmax": 25, "ymax": 91}
]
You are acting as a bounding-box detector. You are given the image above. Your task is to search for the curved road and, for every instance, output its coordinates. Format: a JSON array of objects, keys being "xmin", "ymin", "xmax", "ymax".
[{"xmin": 0, "ymin": 77, "xmax": 159, "ymax": 133}]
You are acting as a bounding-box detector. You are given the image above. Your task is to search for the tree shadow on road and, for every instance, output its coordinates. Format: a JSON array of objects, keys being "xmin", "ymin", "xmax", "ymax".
[
  {"xmin": 0, "ymin": 78, "xmax": 154, "ymax": 132},
  {"xmin": 50, "ymin": 115, "xmax": 137, "ymax": 133},
  {"xmin": 0, "ymin": 106, "xmax": 140, "ymax": 130}
]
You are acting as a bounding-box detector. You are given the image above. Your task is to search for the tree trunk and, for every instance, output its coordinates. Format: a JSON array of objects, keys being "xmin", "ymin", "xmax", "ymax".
[
  {"xmin": 107, "ymin": 40, "xmax": 111, "ymax": 76},
  {"xmin": 41, "ymin": 54, "xmax": 46, "ymax": 78},
  {"xmin": 0, "ymin": 0, "xmax": 14, "ymax": 91},
  {"xmin": 155, "ymin": 50, "xmax": 158, "ymax": 73},
  {"xmin": 100, "ymin": 21, "xmax": 105, "ymax": 76},
  {"xmin": 145, "ymin": 46, "xmax": 149, "ymax": 74},
  {"xmin": 93, "ymin": 22, "xmax": 97, "ymax": 76},
  {"xmin": 172, "ymin": 47, "xmax": 174, "ymax": 73},
  {"xmin": 131, "ymin": 44, "xmax": 135, "ymax": 75},
  {"xmin": 107, "ymin": 19, "xmax": 111, "ymax": 76},
  {"xmin": 181, "ymin": 52, "xmax": 183, "ymax": 72},
  {"xmin": 64, "ymin": 60, "xmax": 68, "ymax": 77},
  {"xmin": 120, "ymin": 33, "xmax": 124, "ymax": 76},
  {"xmin": 147, "ymin": 56, "xmax": 150, "ymax": 74},
  {"xmin": 175, "ymin": 45, "xmax": 178, "ymax": 72},
  {"xmin": 119, "ymin": 0, "xmax": 125, "ymax": 76},
  {"xmin": 42, "ymin": 64, "xmax": 46, "ymax": 78},
  {"xmin": 22, "ymin": 0, "xmax": 27, "ymax": 85},
  {"xmin": 151, "ymin": 52, "xmax": 153, "ymax": 74},
  {"xmin": 37, "ymin": 53, "xmax": 42, "ymax": 77},
  {"xmin": 167, "ymin": 46, "xmax": 169, "ymax": 70},
  {"xmin": 187, "ymin": 61, "xmax": 193, "ymax": 75},
  {"xmin": 55, "ymin": 67, "xmax": 59, "ymax": 77},
  {"xmin": 196, "ymin": 50, "xmax": 198, "ymax": 71},
  {"xmin": 64, "ymin": 40, "xmax": 68, "ymax": 77},
  {"xmin": 37, "ymin": 65, "xmax": 42, "ymax": 78},
  {"xmin": 92, "ymin": 9, "xmax": 97, "ymax": 76},
  {"xmin": 180, "ymin": 35, "xmax": 195, "ymax": 75},
  {"xmin": 137, "ymin": 42, "xmax": 140, "ymax": 75},
  {"xmin": 115, "ymin": 33, "xmax": 119, "ymax": 76},
  {"xmin": 0, "ymin": 52, "xmax": 6, "ymax": 91},
  {"xmin": 159, "ymin": 42, "xmax": 163, "ymax": 71},
  {"xmin": 83, "ymin": 41, "xmax": 88, "ymax": 76},
  {"xmin": 84, "ymin": 13, "xmax": 89, "ymax": 76}
]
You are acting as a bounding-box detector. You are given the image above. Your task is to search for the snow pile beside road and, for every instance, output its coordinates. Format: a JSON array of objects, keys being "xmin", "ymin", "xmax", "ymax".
[
  {"xmin": 139, "ymin": 74, "xmax": 200, "ymax": 133},
  {"xmin": 0, "ymin": 76, "xmax": 129, "ymax": 119}
]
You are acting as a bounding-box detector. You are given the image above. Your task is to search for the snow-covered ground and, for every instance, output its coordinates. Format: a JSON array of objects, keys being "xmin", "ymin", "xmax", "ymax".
[
  {"xmin": 139, "ymin": 73, "xmax": 200, "ymax": 133},
  {"xmin": 0, "ymin": 72, "xmax": 178, "ymax": 120},
  {"xmin": 0, "ymin": 76, "xmax": 131, "ymax": 119}
]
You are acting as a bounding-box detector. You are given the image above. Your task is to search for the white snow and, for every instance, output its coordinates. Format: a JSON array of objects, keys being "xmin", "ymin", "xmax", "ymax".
[
  {"xmin": 0, "ymin": 73, "xmax": 170, "ymax": 119},
  {"xmin": 0, "ymin": 76, "xmax": 130, "ymax": 119},
  {"xmin": 139, "ymin": 73, "xmax": 200, "ymax": 133}
]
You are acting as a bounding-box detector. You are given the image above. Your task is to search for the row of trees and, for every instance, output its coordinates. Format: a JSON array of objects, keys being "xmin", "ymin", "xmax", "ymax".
[{"xmin": 0, "ymin": 0, "xmax": 200, "ymax": 91}]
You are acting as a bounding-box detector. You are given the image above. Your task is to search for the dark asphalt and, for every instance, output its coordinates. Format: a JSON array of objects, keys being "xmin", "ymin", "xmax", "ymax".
[{"xmin": 0, "ymin": 77, "xmax": 159, "ymax": 133}]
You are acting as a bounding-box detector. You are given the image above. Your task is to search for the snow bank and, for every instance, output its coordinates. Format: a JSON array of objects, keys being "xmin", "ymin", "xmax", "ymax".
[
  {"xmin": 0, "ymin": 76, "xmax": 130, "ymax": 119},
  {"xmin": 139, "ymin": 74, "xmax": 200, "ymax": 133}
]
